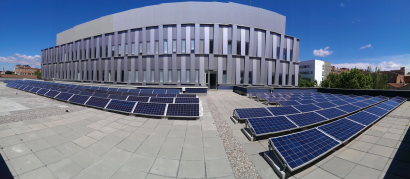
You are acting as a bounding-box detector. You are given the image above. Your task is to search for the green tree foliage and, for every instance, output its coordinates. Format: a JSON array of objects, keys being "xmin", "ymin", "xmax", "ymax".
[
  {"xmin": 298, "ymin": 73, "xmax": 318, "ymax": 87},
  {"xmin": 34, "ymin": 70, "xmax": 41, "ymax": 79},
  {"xmin": 5, "ymin": 71, "xmax": 14, "ymax": 75},
  {"xmin": 320, "ymin": 66, "xmax": 388, "ymax": 89}
]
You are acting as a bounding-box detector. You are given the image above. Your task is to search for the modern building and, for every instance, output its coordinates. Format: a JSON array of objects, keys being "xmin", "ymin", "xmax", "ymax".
[
  {"xmin": 14, "ymin": 65, "xmax": 41, "ymax": 76},
  {"xmin": 299, "ymin": 59, "xmax": 331, "ymax": 85},
  {"xmin": 41, "ymin": 2, "xmax": 300, "ymax": 89}
]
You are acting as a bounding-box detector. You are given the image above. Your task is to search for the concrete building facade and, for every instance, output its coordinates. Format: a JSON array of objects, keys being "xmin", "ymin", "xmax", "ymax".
[
  {"xmin": 41, "ymin": 2, "xmax": 300, "ymax": 89},
  {"xmin": 299, "ymin": 59, "xmax": 331, "ymax": 85}
]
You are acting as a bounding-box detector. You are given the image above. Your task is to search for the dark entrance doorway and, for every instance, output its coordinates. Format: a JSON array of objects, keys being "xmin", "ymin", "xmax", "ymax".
[{"xmin": 210, "ymin": 71, "xmax": 217, "ymax": 89}]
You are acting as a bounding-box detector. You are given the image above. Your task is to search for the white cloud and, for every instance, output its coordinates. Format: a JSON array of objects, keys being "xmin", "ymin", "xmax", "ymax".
[
  {"xmin": 333, "ymin": 54, "xmax": 410, "ymax": 71},
  {"xmin": 313, "ymin": 46, "xmax": 334, "ymax": 57},
  {"xmin": 359, "ymin": 44, "xmax": 372, "ymax": 50},
  {"xmin": 340, "ymin": 3, "xmax": 345, "ymax": 7},
  {"xmin": 0, "ymin": 53, "xmax": 41, "ymax": 67}
]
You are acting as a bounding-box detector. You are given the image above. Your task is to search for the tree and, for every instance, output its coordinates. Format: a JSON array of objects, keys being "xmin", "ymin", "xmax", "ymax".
[
  {"xmin": 298, "ymin": 73, "xmax": 317, "ymax": 87},
  {"xmin": 34, "ymin": 70, "xmax": 41, "ymax": 79},
  {"xmin": 5, "ymin": 71, "xmax": 13, "ymax": 75}
]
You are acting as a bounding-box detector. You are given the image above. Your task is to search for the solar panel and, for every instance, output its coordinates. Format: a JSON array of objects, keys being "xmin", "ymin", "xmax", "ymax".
[
  {"xmin": 90, "ymin": 86, "xmax": 99, "ymax": 90},
  {"xmin": 375, "ymin": 103, "xmax": 396, "ymax": 110},
  {"xmin": 107, "ymin": 88, "xmax": 119, "ymax": 92},
  {"xmin": 283, "ymin": 97, "xmax": 301, "ymax": 101},
  {"xmin": 174, "ymin": 98, "xmax": 199, "ymax": 104},
  {"xmin": 94, "ymin": 90, "xmax": 108, "ymax": 94},
  {"xmin": 29, "ymin": 87, "xmax": 41, "ymax": 93},
  {"xmin": 270, "ymin": 129, "xmax": 339, "ymax": 171},
  {"xmin": 140, "ymin": 89, "xmax": 153, "ymax": 94},
  {"xmin": 93, "ymin": 93, "xmax": 110, "ymax": 98},
  {"xmin": 324, "ymin": 97, "xmax": 339, "ymax": 101},
  {"xmin": 150, "ymin": 97, "xmax": 174, "ymax": 103},
  {"xmin": 45, "ymin": 90, "xmax": 60, "ymax": 98},
  {"xmin": 153, "ymin": 89, "xmax": 167, "ymax": 94},
  {"xmin": 286, "ymin": 112, "xmax": 328, "ymax": 127},
  {"xmin": 383, "ymin": 100, "xmax": 400, "ymax": 107},
  {"xmin": 297, "ymin": 100, "xmax": 317, "ymax": 105},
  {"xmin": 364, "ymin": 106, "xmax": 389, "ymax": 117},
  {"xmin": 107, "ymin": 91, "xmax": 122, "ymax": 95},
  {"xmin": 58, "ymin": 88, "xmax": 69, "ymax": 92},
  {"xmin": 37, "ymin": 89, "xmax": 49, "ymax": 95},
  {"xmin": 336, "ymin": 104, "xmax": 361, "ymax": 113},
  {"xmin": 318, "ymin": 118, "xmax": 365, "ymax": 142},
  {"xmin": 106, "ymin": 100, "xmax": 136, "ymax": 113},
  {"xmin": 346, "ymin": 111, "xmax": 379, "ymax": 125},
  {"xmin": 67, "ymin": 90, "xmax": 81, "ymax": 94},
  {"xmin": 166, "ymin": 90, "xmax": 180, "ymax": 94},
  {"xmin": 354, "ymin": 97, "xmax": 366, "ymax": 101},
  {"xmin": 138, "ymin": 93, "xmax": 157, "ymax": 97},
  {"xmin": 85, "ymin": 97, "xmax": 111, "ymax": 108},
  {"xmin": 157, "ymin": 94, "xmax": 177, "ymax": 97},
  {"xmin": 315, "ymin": 102, "xmax": 337, "ymax": 109},
  {"xmin": 55, "ymin": 93, "xmax": 74, "ymax": 101},
  {"xmin": 266, "ymin": 106, "xmax": 300, "ymax": 116},
  {"xmin": 343, "ymin": 98, "xmax": 359, "ymax": 103},
  {"xmin": 68, "ymin": 95, "xmax": 90, "ymax": 105},
  {"xmin": 133, "ymin": 102, "xmax": 166, "ymax": 116},
  {"xmin": 166, "ymin": 104, "xmax": 199, "ymax": 117},
  {"xmin": 292, "ymin": 104, "xmax": 321, "ymax": 113},
  {"xmin": 248, "ymin": 116, "xmax": 298, "ymax": 136},
  {"xmin": 234, "ymin": 108, "xmax": 273, "ymax": 119},
  {"xmin": 370, "ymin": 97, "xmax": 384, "ymax": 103},
  {"xmin": 83, "ymin": 86, "xmax": 92, "ymax": 89},
  {"xmin": 393, "ymin": 96, "xmax": 406, "ymax": 102},
  {"xmin": 351, "ymin": 101, "xmax": 371, "ymax": 108},
  {"xmin": 79, "ymin": 91, "xmax": 94, "ymax": 96},
  {"xmin": 330, "ymin": 100, "xmax": 347, "ymax": 106},
  {"xmin": 257, "ymin": 94, "xmax": 269, "ymax": 100},
  {"xmin": 98, "ymin": 87, "xmax": 109, "ymax": 91},
  {"xmin": 126, "ymin": 96, "xmax": 150, "ymax": 102},
  {"xmin": 277, "ymin": 100, "xmax": 301, "ymax": 107},
  {"xmin": 265, "ymin": 97, "xmax": 285, "ymax": 103},
  {"xmin": 128, "ymin": 89, "xmax": 140, "ymax": 93},
  {"xmin": 117, "ymin": 88, "xmax": 130, "ymax": 92},
  {"xmin": 177, "ymin": 94, "xmax": 197, "ymax": 98},
  {"xmin": 312, "ymin": 98, "xmax": 329, "ymax": 103},
  {"xmin": 108, "ymin": 94, "xmax": 128, "ymax": 101},
  {"xmin": 375, "ymin": 96, "xmax": 389, "ymax": 101},
  {"xmin": 315, "ymin": 108, "xmax": 347, "ymax": 120}
]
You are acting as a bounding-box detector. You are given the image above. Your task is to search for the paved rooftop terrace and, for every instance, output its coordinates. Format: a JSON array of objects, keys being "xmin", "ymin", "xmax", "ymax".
[{"xmin": 0, "ymin": 83, "xmax": 409, "ymax": 179}]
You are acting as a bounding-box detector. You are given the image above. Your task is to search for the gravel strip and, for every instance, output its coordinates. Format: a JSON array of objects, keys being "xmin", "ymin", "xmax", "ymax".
[
  {"xmin": 0, "ymin": 106, "xmax": 86, "ymax": 124},
  {"xmin": 206, "ymin": 96, "xmax": 260, "ymax": 179}
]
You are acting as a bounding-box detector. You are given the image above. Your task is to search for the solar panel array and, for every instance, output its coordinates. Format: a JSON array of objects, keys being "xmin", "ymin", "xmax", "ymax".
[{"xmin": 6, "ymin": 80, "xmax": 201, "ymax": 118}]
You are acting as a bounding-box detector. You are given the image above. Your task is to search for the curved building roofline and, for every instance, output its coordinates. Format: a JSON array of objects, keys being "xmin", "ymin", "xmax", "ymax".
[{"xmin": 56, "ymin": 2, "xmax": 286, "ymax": 45}]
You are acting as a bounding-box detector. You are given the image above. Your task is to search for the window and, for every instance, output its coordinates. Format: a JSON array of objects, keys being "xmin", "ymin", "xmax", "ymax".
[
  {"xmin": 177, "ymin": 70, "xmax": 181, "ymax": 83},
  {"xmin": 151, "ymin": 70, "xmax": 154, "ymax": 82},
  {"xmin": 245, "ymin": 42, "xmax": 249, "ymax": 56},
  {"xmin": 135, "ymin": 71, "xmax": 138, "ymax": 82},
  {"xmin": 118, "ymin": 45, "xmax": 122, "ymax": 56},
  {"xmin": 160, "ymin": 70, "xmax": 163, "ymax": 83},
  {"xmin": 237, "ymin": 41, "xmax": 241, "ymax": 55},
  {"xmin": 272, "ymin": 72, "xmax": 275, "ymax": 84},
  {"xmin": 106, "ymin": 46, "xmax": 108, "ymax": 57},
  {"xmin": 115, "ymin": 70, "xmax": 117, "ymax": 81},
  {"xmin": 248, "ymin": 72, "xmax": 252, "ymax": 84},
  {"xmin": 125, "ymin": 44, "xmax": 128, "ymax": 56},
  {"xmin": 121, "ymin": 70, "xmax": 124, "ymax": 82},
  {"xmin": 223, "ymin": 70, "xmax": 227, "ymax": 83},
  {"xmin": 131, "ymin": 43, "xmax": 135, "ymax": 55},
  {"xmin": 139, "ymin": 42, "xmax": 142, "ymax": 55},
  {"xmin": 164, "ymin": 40, "xmax": 168, "ymax": 54},
  {"xmin": 209, "ymin": 39, "xmax": 214, "ymax": 54},
  {"xmin": 195, "ymin": 70, "xmax": 199, "ymax": 83},
  {"xmin": 111, "ymin": 45, "xmax": 115, "ymax": 56},
  {"xmin": 279, "ymin": 74, "xmax": 282, "ymax": 85},
  {"xmin": 97, "ymin": 70, "xmax": 99, "ymax": 81},
  {"xmin": 191, "ymin": 40, "xmax": 195, "ymax": 53},
  {"xmin": 228, "ymin": 41, "xmax": 232, "ymax": 55},
  {"xmin": 240, "ymin": 71, "xmax": 244, "ymax": 84},
  {"xmin": 186, "ymin": 70, "xmax": 190, "ymax": 83},
  {"xmin": 168, "ymin": 71, "xmax": 172, "ymax": 82},
  {"xmin": 200, "ymin": 40, "xmax": 204, "ymax": 54},
  {"xmin": 143, "ymin": 70, "xmax": 146, "ymax": 82},
  {"xmin": 94, "ymin": 48, "xmax": 96, "ymax": 58},
  {"xmin": 146, "ymin": 42, "xmax": 150, "ymax": 54},
  {"xmin": 108, "ymin": 71, "xmax": 111, "ymax": 81},
  {"xmin": 182, "ymin": 40, "xmax": 186, "ymax": 53},
  {"xmin": 172, "ymin": 40, "xmax": 177, "ymax": 53},
  {"xmin": 155, "ymin": 41, "xmax": 159, "ymax": 54},
  {"xmin": 128, "ymin": 71, "xmax": 131, "ymax": 82}
]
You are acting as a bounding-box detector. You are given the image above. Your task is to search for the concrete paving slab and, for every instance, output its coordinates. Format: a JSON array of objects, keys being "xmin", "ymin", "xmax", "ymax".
[
  {"xmin": 178, "ymin": 160, "xmax": 206, "ymax": 178},
  {"xmin": 10, "ymin": 153, "xmax": 44, "ymax": 175},
  {"xmin": 34, "ymin": 148, "xmax": 65, "ymax": 165},
  {"xmin": 358, "ymin": 153, "xmax": 389, "ymax": 171},
  {"xmin": 345, "ymin": 165, "xmax": 381, "ymax": 179},
  {"xmin": 320, "ymin": 157, "xmax": 355, "ymax": 178}
]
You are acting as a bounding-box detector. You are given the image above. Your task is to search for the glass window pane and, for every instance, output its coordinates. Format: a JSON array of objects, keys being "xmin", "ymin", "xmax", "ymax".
[
  {"xmin": 186, "ymin": 70, "xmax": 190, "ymax": 83},
  {"xmin": 177, "ymin": 70, "xmax": 181, "ymax": 83},
  {"xmin": 143, "ymin": 70, "xmax": 146, "ymax": 82},
  {"xmin": 125, "ymin": 44, "xmax": 128, "ymax": 56},
  {"xmin": 173, "ymin": 40, "xmax": 176, "ymax": 53},
  {"xmin": 164, "ymin": 40, "xmax": 168, "ymax": 54},
  {"xmin": 223, "ymin": 70, "xmax": 227, "ymax": 84},
  {"xmin": 128, "ymin": 71, "xmax": 131, "ymax": 82},
  {"xmin": 139, "ymin": 43, "xmax": 142, "ymax": 55},
  {"xmin": 135, "ymin": 71, "xmax": 138, "ymax": 82},
  {"xmin": 195, "ymin": 70, "xmax": 199, "ymax": 83},
  {"xmin": 118, "ymin": 45, "xmax": 122, "ymax": 56},
  {"xmin": 155, "ymin": 41, "xmax": 159, "ymax": 54},
  {"xmin": 160, "ymin": 70, "xmax": 163, "ymax": 83},
  {"xmin": 228, "ymin": 41, "xmax": 232, "ymax": 55},
  {"xmin": 146, "ymin": 42, "xmax": 150, "ymax": 54},
  {"xmin": 151, "ymin": 70, "xmax": 154, "ymax": 82},
  {"xmin": 132, "ymin": 43, "xmax": 135, "ymax": 55},
  {"xmin": 168, "ymin": 71, "xmax": 172, "ymax": 82},
  {"xmin": 191, "ymin": 40, "xmax": 195, "ymax": 53},
  {"xmin": 111, "ymin": 45, "xmax": 114, "ymax": 56},
  {"xmin": 200, "ymin": 40, "xmax": 204, "ymax": 54},
  {"xmin": 182, "ymin": 40, "xmax": 186, "ymax": 53}
]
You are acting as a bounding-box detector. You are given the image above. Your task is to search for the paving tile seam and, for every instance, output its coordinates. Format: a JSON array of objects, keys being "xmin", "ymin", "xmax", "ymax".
[{"xmin": 206, "ymin": 95, "xmax": 260, "ymax": 179}]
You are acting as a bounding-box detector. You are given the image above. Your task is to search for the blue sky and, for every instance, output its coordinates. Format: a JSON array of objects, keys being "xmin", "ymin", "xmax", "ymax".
[{"xmin": 0, "ymin": 0, "xmax": 409, "ymax": 72}]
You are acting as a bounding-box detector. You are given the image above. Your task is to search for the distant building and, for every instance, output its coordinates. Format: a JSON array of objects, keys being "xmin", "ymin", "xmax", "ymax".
[
  {"xmin": 387, "ymin": 83, "xmax": 409, "ymax": 90},
  {"xmin": 380, "ymin": 67, "xmax": 407, "ymax": 83},
  {"xmin": 299, "ymin": 59, "xmax": 331, "ymax": 85},
  {"xmin": 14, "ymin": 65, "xmax": 41, "ymax": 76}
]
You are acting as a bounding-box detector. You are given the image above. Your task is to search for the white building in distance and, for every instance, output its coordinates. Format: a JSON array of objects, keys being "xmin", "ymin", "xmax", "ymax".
[{"xmin": 299, "ymin": 59, "xmax": 331, "ymax": 85}]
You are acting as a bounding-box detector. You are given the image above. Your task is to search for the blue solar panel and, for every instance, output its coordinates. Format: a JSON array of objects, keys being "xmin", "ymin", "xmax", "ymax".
[
  {"xmin": 336, "ymin": 104, "xmax": 361, "ymax": 113},
  {"xmin": 150, "ymin": 97, "xmax": 174, "ymax": 103},
  {"xmin": 248, "ymin": 116, "xmax": 298, "ymax": 135},
  {"xmin": 376, "ymin": 103, "xmax": 396, "ymax": 110},
  {"xmin": 80, "ymin": 91, "xmax": 94, "ymax": 96},
  {"xmin": 45, "ymin": 90, "xmax": 60, "ymax": 98},
  {"xmin": 315, "ymin": 108, "xmax": 347, "ymax": 119},
  {"xmin": 177, "ymin": 94, "xmax": 197, "ymax": 98},
  {"xmin": 175, "ymin": 98, "xmax": 199, "ymax": 104},
  {"xmin": 265, "ymin": 97, "xmax": 285, "ymax": 103},
  {"xmin": 55, "ymin": 93, "xmax": 74, "ymax": 101},
  {"xmin": 286, "ymin": 112, "xmax": 328, "ymax": 127},
  {"xmin": 364, "ymin": 106, "xmax": 389, "ymax": 117},
  {"xmin": 329, "ymin": 100, "xmax": 347, "ymax": 106},
  {"xmin": 90, "ymin": 86, "xmax": 99, "ymax": 90},
  {"xmin": 153, "ymin": 90, "xmax": 167, "ymax": 94},
  {"xmin": 140, "ymin": 89, "xmax": 153, "ymax": 94},
  {"xmin": 93, "ymin": 93, "xmax": 110, "ymax": 98},
  {"xmin": 98, "ymin": 87, "xmax": 109, "ymax": 91},
  {"xmin": 369, "ymin": 97, "xmax": 384, "ymax": 103},
  {"xmin": 343, "ymin": 98, "xmax": 359, "ymax": 103},
  {"xmin": 351, "ymin": 101, "xmax": 371, "ymax": 108},
  {"xmin": 375, "ymin": 96, "xmax": 389, "ymax": 101},
  {"xmin": 166, "ymin": 104, "xmax": 199, "ymax": 117},
  {"xmin": 354, "ymin": 97, "xmax": 366, "ymax": 101},
  {"xmin": 85, "ymin": 97, "xmax": 111, "ymax": 108},
  {"xmin": 37, "ymin": 89, "xmax": 49, "ymax": 95},
  {"xmin": 283, "ymin": 97, "xmax": 301, "ymax": 101},
  {"xmin": 266, "ymin": 106, "xmax": 300, "ymax": 116},
  {"xmin": 126, "ymin": 96, "xmax": 150, "ymax": 102},
  {"xmin": 166, "ymin": 90, "xmax": 180, "ymax": 94},
  {"xmin": 391, "ymin": 97, "xmax": 406, "ymax": 103},
  {"xmin": 29, "ymin": 87, "xmax": 41, "ymax": 93},
  {"xmin": 292, "ymin": 104, "xmax": 321, "ymax": 113},
  {"xmin": 67, "ymin": 90, "xmax": 81, "ymax": 94},
  {"xmin": 107, "ymin": 88, "xmax": 118, "ymax": 92},
  {"xmin": 133, "ymin": 102, "xmax": 166, "ymax": 116},
  {"xmin": 157, "ymin": 94, "xmax": 177, "ymax": 97},
  {"xmin": 106, "ymin": 100, "xmax": 136, "ymax": 113},
  {"xmin": 68, "ymin": 95, "xmax": 90, "ymax": 105},
  {"xmin": 23, "ymin": 87, "xmax": 33, "ymax": 91},
  {"xmin": 346, "ymin": 111, "xmax": 379, "ymax": 126},
  {"xmin": 277, "ymin": 100, "xmax": 301, "ymax": 106},
  {"xmin": 318, "ymin": 118, "xmax": 365, "ymax": 142},
  {"xmin": 297, "ymin": 100, "xmax": 317, "ymax": 105},
  {"xmin": 128, "ymin": 89, "xmax": 140, "ymax": 93},
  {"xmin": 383, "ymin": 100, "xmax": 400, "ymax": 107},
  {"xmin": 312, "ymin": 98, "xmax": 329, "ymax": 103},
  {"xmin": 107, "ymin": 91, "xmax": 122, "ymax": 95},
  {"xmin": 57, "ymin": 88, "xmax": 69, "ymax": 92},
  {"xmin": 235, "ymin": 108, "xmax": 273, "ymax": 119},
  {"xmin": 257, "ymin": 94, "xmax": 268, "ymax": 100},
  {"xmin": 83, "ymin": 86, "xmax": 92, "ymax": 89},
  {"xmin": 94, "ymin": 90, "xmax": 108, "ymax": 94},
  {"xmin": 108, "ymin": 94, "xmax": 128, "ymax": 101},
  {"xmin": 324, "ymin": 97, "xmax": 339, "ymax": 101},
  {"xmin": 315, "ymin": 102, "xmax": 337, "ymax": 109},
  {"xmin": 117, "ymin": 88, "xmax": 130, "ymax": 92},
  {"xmin": 270, "ymin": 129, "xmax": 339, "ymax": 171}
]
